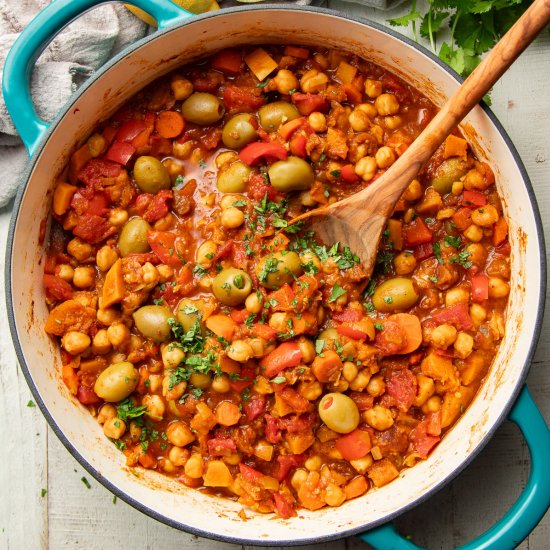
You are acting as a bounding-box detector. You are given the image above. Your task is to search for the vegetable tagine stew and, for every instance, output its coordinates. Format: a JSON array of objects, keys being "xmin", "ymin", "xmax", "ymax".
[{"xmin": 43, "ymin": 44, "xmax": 511, "ymax": 518}]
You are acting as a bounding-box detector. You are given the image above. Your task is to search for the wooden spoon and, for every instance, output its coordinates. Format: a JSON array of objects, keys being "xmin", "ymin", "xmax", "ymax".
[{"xmin": 291, "ymin": 0, "xmax": 550, "ymax": 278}]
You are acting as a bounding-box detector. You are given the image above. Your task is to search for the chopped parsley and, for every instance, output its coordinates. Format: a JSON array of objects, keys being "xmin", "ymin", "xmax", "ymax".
[
  {"xmin": 27, "ymin": 400, "xmax": 35, "ymax": 407},
  {"xmin": 258, "ymin": 256, "xmax": 280, "ymax": 283},
  {"xmin": 244, "ymin": 314, "xmax": 256, "ymax": 328},
  {"xmin": 168, "ymin": 318, "xmax": 204, "ymax": 354},
  {"xmin": 41, "ymin": 488, "xmax": 47, "ymax": 498},
  {"xmin": 192, "ymin": 264, "xmax": 209, "ymax": 279},
  {"xmin": 116, "ymin": 398, "xmax": 147, "ymax": 423},
  {"xmin": 330, "ymin": 169, "xmax": 341, "ymax": 178},
  {"xmin": 383, "ymin": 296, "xmax": 394, "ymax": 304},
  {"xmin": 450, "ymin": 249, "xmax": 473, "ymax": 268},
  {"xmin": 174, "ymin": 174, "xmax": 186, "ymax": 188},
  {"xmin": 256, "ymin": 77, "xmax": 270, "ymax": 88},
  {"xmin": 374, "ymin": 322, "xmax": 384, "ymax": 331},
  {"xmin": 444, "ymin": 235, "xmax": 462, "ymax": 249},
  {"xmin": 315, "ymin": 339, "xmax": 325, "ymax": 354},
  {"xmin": 428, "ymin": 275, "xmax": 439, "ymax": 283},
  {"xmin": 328, "ymin": 283, "xmax": 347, "ymax": 303},
  {"xmin": 81, "ymin": 477, "xmax": 91, "ymax": 489},
  {"xmin": 433, "ymin": 241, "xmax": 443, "ymax": 264},
  {"xmin": 375, "ymin": 250, "xmax": 394, "ymax": 274},
  {"xmin": 302, "ymin": 260, "xmax": 320, "ymax": 275},
  {"xmin": 271, "ymin": 376, "xmax": 287, "ymax": 384},
  {"xmin": 232, "ymin": 199, "xmax": 247, "ymax": 207}
]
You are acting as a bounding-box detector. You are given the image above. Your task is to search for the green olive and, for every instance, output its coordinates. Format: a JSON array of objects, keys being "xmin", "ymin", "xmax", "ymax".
[
  {"xmin": 212, "ymin": 268, "xmax": 252, "ymax": 306},
  {"xmin": 189, "ymin": 373, "xmax": 212, "ymax": 389},
  {"xmin": 258, "ymin": 101, "xmax": 300, "ymax": 131},
  {"xmin": 181, "ymin": 92, "xmax": 224, "ymax": 125},
  {"xmin": 133, "ymin": 156, "xmax": 171, "ymax": 193},
  {"xmin": 133, "ymin": 305, "xmax": 173, "ymax": 342},
  {"xmin": 431, "ymin": 158, "xmax": 470, "ymax": 194},
  {"xmin": 318, "ymin": 328, "xmax": 341, "ymax": 345},
  {"xmin": 217, "ymin": 161, "xmax": 252, "ymax": 193},
  {"xmin": 372, "ymin": 277, "xmax": 419, "ymax": 312},
  {"xmin": 94, "ymin": 362, "xmax": 139, "ymax": 403},
  {"xmin": 119, "ymin": 217, "xmax": 151, "ymax": 257},
  {"xmin": 175, "ymin": 298, "xmax": 206, "ymax": 333},
  {"xmin": 268, "ymin": 156, "xmax": 314, "ymax": 193},
  {"xmin": 256, "ymin": 251, "xmax": 302, "ymax": 290},
  {"xmin": 222, "ymin": 114, "xmax": 258, "ymax": 149},
  {"xmin": 318, "ymin": 392, "xmax": 360, "ymax": 434}
]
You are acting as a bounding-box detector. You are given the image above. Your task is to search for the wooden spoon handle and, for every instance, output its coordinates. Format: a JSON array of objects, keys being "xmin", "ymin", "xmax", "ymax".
[{"xmin": 358, "ymin": 0, "xmax": 550, "ymax": 211}]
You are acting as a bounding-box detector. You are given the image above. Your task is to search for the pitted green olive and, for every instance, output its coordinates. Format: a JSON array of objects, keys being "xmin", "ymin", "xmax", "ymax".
[
  {"xmin": 217, "ymin": 161, "xmax": 252, "ymax": 193},
  {"xmin": 119, "ymin": 217, "xmax": 151, "ymax": 257},
  {"xmin": 175, "ymin": 298, "xmax": 205, "ymax": 334},
  {"xmin": 372, "ymin": 277, "xmax": 419, "ymax": 312},
  {"xmin": 431, "ymin": 158, "xmax": 470, "ymax": 194},
  {"xmin": 258, "ymin": 101, "xmax": 300, "ymax": 131},
  {"xmin": 318, "ymin": 328, "xmax": 341, "ymax": 345},
  {"xmin": 256, "ymin": 251, "xmax": 303, "ymax": 289},
  {"xmin": 133, "ymin": 156, "xmax": 170, "ymax": 193},
  {"xmin": 212, "ymin": 268, "xmax": 252, "ymax": 306},
  {"xmin": 94, "ymin": 362, "xmax": 139, "ymax": 403},
  {"xmin": 318, "ymin": 392, "xmax": 360, "ymax": 434},
  {"xmin": 268, "ymin": 156, "xmax": 315, "ymax": 192},
  {"xmin": 222, "ymin": 114, "xmax": 258, "ymax": 149},
  {"xmin": 133, "ymin": 305, "xmax": 173, "ymax": 342},
  {"xmin": 181, "ymin": 92, "xmax": 224, "ymax": 125}
]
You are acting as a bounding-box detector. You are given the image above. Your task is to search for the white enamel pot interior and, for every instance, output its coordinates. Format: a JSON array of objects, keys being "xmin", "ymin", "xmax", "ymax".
[{"xmin": 6, "ymin": 6, "xmax": 546, "ymax": 546}]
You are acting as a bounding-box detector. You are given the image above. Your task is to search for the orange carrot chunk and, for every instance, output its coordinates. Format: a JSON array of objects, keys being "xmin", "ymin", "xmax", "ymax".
[{"xmin": 155, "ymin": 111, "xmax": 185, "ymax": 139}]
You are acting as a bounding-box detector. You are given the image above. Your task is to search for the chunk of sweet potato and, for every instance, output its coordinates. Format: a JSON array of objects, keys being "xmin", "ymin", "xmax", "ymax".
[
  {"xmin": 367, "ymin": 458, "xmax": 399, "ymax": 488},
  {"xmin": 203, "ymin": 460, "xmax": 234, "ymax": 488},
  {"xmin": 421, "ymin": 352, "xmax": 460, "ymax": 391},
  {"xmin": 102, "ymin": 258, "xmax": 125, "ymax": 308},
  {"xmin": 45, "ymin": 299, "xmax": 96, "ymax": 336}
]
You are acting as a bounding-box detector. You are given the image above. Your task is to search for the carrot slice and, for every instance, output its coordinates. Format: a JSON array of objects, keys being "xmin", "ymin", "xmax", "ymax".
[
  {"xmin": 389, "ymin": 313, "xmax": 422, "ymax": 354},
  {"xmin": 215, "ymin": 401, "xmax": 242, "ymax": 426},
  {"xmin": 155, "ymin": 111, "xmax": 185, "ymax": 139}
]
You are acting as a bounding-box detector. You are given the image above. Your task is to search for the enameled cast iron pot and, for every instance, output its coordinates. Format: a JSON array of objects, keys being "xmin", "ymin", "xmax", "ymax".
[{"xmin": 3, "ymin": 0, "xmax": 549, "ymax": 547}]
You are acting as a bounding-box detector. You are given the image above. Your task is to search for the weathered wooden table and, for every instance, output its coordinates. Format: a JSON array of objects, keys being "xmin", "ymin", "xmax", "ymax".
[{"xmin": 0, "ymin": 2, "xmax": 548, "ymax": 548}]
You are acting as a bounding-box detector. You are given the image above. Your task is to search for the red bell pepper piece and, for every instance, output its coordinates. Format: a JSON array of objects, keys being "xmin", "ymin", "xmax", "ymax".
[
  {"xmin": 414, "ymin": 242, "xmax": 434, "ymax": 261},
  {"xmin": 335, "ymin": 429, "xmax": 371, "ymax": 461},
  {"xmin": 250, "ymin": 323, "xmax": 278, "ymax": 342},
  {"xmin": 43, "ymin": 274, "xmax": 73, "ymax": 301},
  {"xmin": 471, "ymin": 273, "xmax": 489, "ymax": 302},
  {"xmin": 223, "ymin": 85, "xmax": 266, "ymax": 112},
  {"xmin": 289, "ymin": 133, "xmax": 307, "ymax": 157},
  {"xmin": 340, "ymin": 164, "xmax": 360, "ymax": 183},
  {"xmin": 291, "ymin": 92, "xmax": 329, "ymax": 115},
  {"xmin": 211, "ymin": 49, "xmax": 243, "ymax": 75},
  {"xmin": 104, "ymin": 140, "xmax": 136, "ymax": 165},
  {"xmin": 228, "ymin": 365, "xmax": 255, "ymax": 392},
  {"xmin": 239, "ymin": 141, "xmax": 288, "ymax": 165},
  {"xmin": 147, "ymin": 231, "xmax": 181, "ymax": 267},
  {"xmin": 431, "ymin": 303, "xmax": 473, "ymax": 331},
  {"xmin": 452, "ymin": 207, "xmax": 473, "ymax": 231},
  {"xmin": 260, "ymin": 342, "xmax": 303, "ymax": 378},
  {"xmin": 463, "ymin": 190, "xmax": 486, "ymax": 208},
  {"xmin": 331, "ymin": 307, "xmax": 363, "ymax": 323},
  {"xmin": 116, "ymin": 119, "xmax": 148, "ymax": 142},
  {"xmin": 403, "ymin": 217, "xmax": 433, "ymax": 246},
  {"xmin": 278, "ymin": 117, "xmax": 305, "ymax": 140}
]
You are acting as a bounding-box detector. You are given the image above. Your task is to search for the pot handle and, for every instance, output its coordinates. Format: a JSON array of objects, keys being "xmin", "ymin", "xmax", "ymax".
[
  {"xmin": 359, "ymin": 385, "xmax": 550, "ymax": 550},
  {"xmin": 2, "ymin": 0, "xmax": 192, "ymax": 156}
]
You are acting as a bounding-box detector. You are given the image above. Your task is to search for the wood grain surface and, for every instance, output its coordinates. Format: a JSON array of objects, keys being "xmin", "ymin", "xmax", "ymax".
[{"xmin": 0, "ymin": 1, "xmax": 548, "ymax": 548}]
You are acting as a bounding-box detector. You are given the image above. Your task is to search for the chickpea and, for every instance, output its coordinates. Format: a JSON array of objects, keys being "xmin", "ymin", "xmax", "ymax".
[
  {"xmin": 169, "ymin": 446, "xmax": 189, "ymax": 466},
  {"xmin": 385, "ymin": 115, "xmax": 402, "ymax": 130},
  {"xmin": 298, "ymin": 380, "xmax": 323, "ymax": 401},
  {"xmin": 173, "ymin": 140, "xmax": 192, "ymax": 159},
  {"xmin": 227, "ymin": 340, "xmax": 254, "ymax": 363},
  {"xmin": 61, "ymin": 331, "xmax": 90, "ymax": 355},
  {"xmin": 92, "ymin": 329, "xmax": 112, "ymax": 355},
  {"xmin": 166, "ymin": 421, "xmax": 195, "ymax": 447},
  {"xmin": 430, "ymin": 324, "xmax": 457, "ymax": 349},
  {"xmin": 300, "ymin": 69, "xmax": 329, "ymax": 93},
  {"xmin": 470, "ymin": 303, "xmax": 487, "ymax": 326},
  {"xmin": 291, "ymin": 469, "xmax": 308, "ymax": 491},
  {"xmin": 364, "ymin": 405, "xmax": 394, "ymax": 431},
  {"xmin": 299, "ymin": 190, "xmax": 316, "ymax": 207},
  {"xmin": 71, "ymin": 266, "xmax": 94, "ymax": 289},
  {"xmin": 196, "ymin": 240, "xmax": 217, "ymax": 266},
  {"xmin": 245, "ymin": 292, "xmax": 262, "ymax": 314},
  {"xmin": 184, "ymin": 453, "xmax": 204, "ymax": 479},
  {"xmin": 107, "ymin": 323, "xmax": 131, "ymax": 349},
  {"xmin": 402, "ymin": 179, "xmax": 422, "ymax": 201},
  {"xmin": 97, "ymin": 307, "xmax": 120, "ymax": 326},
  {"xmin": 163, "ymin": 376, "xmax": 186, "ymax": 401},
  {"xmin": 67, "ymin": 238, "xmax": 92, "ymax": 262},
  {"xmin": 108, "ymin": 208, "xmax": 128, "ymax": 227},
  {"xmin": 422, "ymin": 396, "xmax": 441, "ymax": 414},
  {"xmin": 247, "ymin": 338, "xmax": 264, "ymax": 358},
  {"xmin": 141, "ymin": 263, "xmax": 159, "ymax": 286},
  {"xmin": 220, "ymin": 194, "xmax": 246, "ymax": 210},
  {"xmin": 349, "ymin": 370, "xmax": 371, "ymax": 391},
  {"xmin": 171, "ymin": 77, "xmax": 193, "ymax": 100},
  {"xmin": 367, "ymin": 375, "xmax": 385, "ymax": 397},
  {"xmin": 445, "ymin": 287, "xmax": 470, "ymax": 307},
  {"xmin": 129, "ymin": 421, "xmax": 142, "ymax": 443},
  {"xmin": 488, "ymin": 277, "xmax": 510, "ymax": 298},
  {"xmin": 375, "ymin": 146, "xmax": 396, "ymax": 169},
  {"xmin": 97, "ymin": 404, "xmax": 117, "ymax": 424},
  {"xmin": 364, "ymin": 78, "xmax": 382, "ymax": 98},
  {"xmin": 300, "ymin": 251, "xmax": 322, "ymax": 273},
  {"xmin": 465, "ymin": 243, "xmax": 488, "ymax": 266},
  {"xmin": 375, "ymin": 93, "xmax": 400, "ymax": 116},
  {"xmin": 157, "ymin": 264, "xmax": 174, "ymax": 283},
  {"xmin": 394, "ymin": 252, "xmax": 417, "ymax": 275},
  {"xmin": 96, "ymin": 246, "xmax": 118, "ymax": 272},
  {"xmin": 296, "ymin": 336, "xmax": 316, "ymax": 364},
  {"xmin": 325, "ymin": 484, "xmax": 346, "ymax": 507},
  {"xmin": 471, "ymin": 205, "xmax": 499, "ymax": 227},
  {"xmin": 342, "ymin": 361, "xmax": 358, "ymax": 382},
  {"xmin": 211, "ymin": 375, "xmax": 231, "ymax": 393},
  {"xmin": 103, "ymin": 417, "xmax": 126, "ymax": 439},
  {"xmin": 463, "ymin": 168, "xmax": 491, "ymax": 191},
  {"xmin": 463, "ymin": 224, "xmax": 484, "ymax": 242},
  {"xmin": 454, "ymin": 332, "xmax": 474, "ymax": 359},
  {"xmin": 215, "ymin": 151, "xmax": 238, "ymax": 170},
  {"xmin": 142, "ymin": 394, "xmax": 165, "ymax": 421},
  {"xmin": 355, "ymin": 156, "xmax": 377, "ymax": 181},
  {"xmin": 350, "ymin": 455, "xmax": 374, "ymax": 474},
  {"xmin": 221, "ymin": 207, "xmax": 245, "ymax": 229},
  {"xmin": 161, "ymin": 343, "xmax": 185, "ymax": 369},
  {"xmin": 148, "ymin": 374, "xmax": 162, "ymax": 393},
  {"xmin": 56, "ymin": 264, "xmax": 74, "ymax": 282},
  {"xmin": 308, "ymin": 112, "xmax": 327, "ymax": 133},
  {"xmin": 348, "ymin": 109, "xmax": 371, "ymax": 132},
  {"xmin": 305, "ymin": 455, "xmax": 322, "ymax": 472},
  {"xmin": 413, "ymin": 375, "xmax": 435, "ymax": 407},
  {"xmin": 357, "ymin": 103, "xmax": 378, "ymax": 118},
  {"xmin": 273, "ymin": 69, "xmax": 298, "ymax": 95}
]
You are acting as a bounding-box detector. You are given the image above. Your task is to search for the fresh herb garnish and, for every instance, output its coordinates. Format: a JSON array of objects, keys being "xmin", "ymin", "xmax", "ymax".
[
  {"xmin": 328, "ymin": 283, "xmax": 347, "ymax": 303},
  {"xmin": 433, "ymin": 241, "xmax": 443, "ymax": 264},
  {"xmin": 81, "ymin": 477, "xmax": 91, "ymax": 489},
  {"xmin": 450, "ymin": 249, "xmax": 473, "ymax": 268},
  {"xmin": 271, "ymin": 376, "xmax": 287, "ymax": 384},
  {"xmin": 444, "ymin": 235, "xmax": 462, "ymax": 249},
  {"xmin": 116, "ymin": 398, "xmax": 147, "ymax": 423}
]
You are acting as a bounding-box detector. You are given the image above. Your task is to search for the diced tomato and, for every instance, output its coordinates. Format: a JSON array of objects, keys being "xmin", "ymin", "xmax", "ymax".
[
  {"xmin": 116, "ymin": 119, "xmax": 147, "ymax": 142},
  {"xmin": 332, "ymin": 307, "xmax": 362, "ymax": 323},
  {"xmin": 229, "ymin": 365, "xmax": 255, "ymax": 392},
  {"xmin": 250, "ymin": 323, "xmax": 277, "ymax": 342},
  {"xmin": 239, "ymin": 463, "xmax": 264, "ymax": 482},
  {"xmin": 243, "ymin": 395, "xmax": 266, "ymax": 421},
  {"xmin": 431, "ymin": 303, "xmax": 473, "ymax": 330},
  {"xmin": 239, "ymin": 141, "xmax": 288, "ymax": 165},
  {"xmin": 149, "ymin": 136, "xmax": 172, "ymax": 157},
  {"xmin": 62, "ymin": 364, "xmax": 79, "ymax": 395},
  {"xmin": 414, "ymin": 242, "xmax": 434, "ymax": 261},
  {"xmin": 284, "ymin": 45, "xmax": 309, "ymax": 59},
  {"xmin": 76, "ymin": 385, "xmax": 100, "ymax": 405},
  {"xmin": 278, "ymin": 386, "xmax": 311, "ymax": 413},
  {"xmin": 291, "ymin": 92, "xmax": 329, "ymax": 115},
  {"xmin": 199, "ymin": 126, "xmax": 223, "ymax": 150},
  {"xmin": 268, "ymin": 284, "xmax": 295, "ymax": 311},
  {"xmin": 340, "ymin": 164, "xmax": 360, "ymax": 183},
  {"xmin": 471, "ymin": 273, "xmax": 489, "ymax": 302},
  {"xmin": 142, "ymin": 190, "xmax": 173, "ymax": 223},
  {"xmin": 278, "ymin": 117, "xmax": 306, "ymax": 140},
  {"xmin": 381, "ymin": 73, "xmax": 410, "ymax": 104},
  {"xmin": 138, "ymin": 451, "xmax": 157, "ymax": 469},
  {"xmin": 230, "ymin": 308, "xmax": 251, "ymax": 324},
  {"xmin": 248, "ymin": 172, "xmax": 279, "ymax": 201},
  {"xmin": 493, "ymin": 216, "xmax": 508, "ymax": 246},
  {"xmin": 273, "ymin": 492, "xmax": 296, "ymax": 519},
  {"xmin": 279, "ymin": 412, "xmax": 315, "ymax": 434},
  {"xmin": 77, "ymin": 159, "xmax": 121, "ymax": 187},
  {"xmin": 289, "ymin": 133, "xmax": 307, "ymax": 157},
  {"xmin": 73, "ymin": 214, "xmax": 113, "ymax": 244},
  {"xmin": 463, "ymin": 190, "xmax": 486, "ymax": 207},
  {"xmin": 452, "ymin": 207, "xmax": 473, "ymax": 231},
  {"xmin": 207, "ymin": 437, "xmax": 237, "ymax": 456},
  {"xmin": 43, "ymin": 274, "xmax": 73, "ymax": 301},
  {"xmin": 410, "ymin": 419, "xmax": 440, "ymax": 459},
  {"xmin": 335, "ymin": 429, "xmax": 371, "ymax": 461},
  {"xmin": 147, "ymin": 231, "xmax": 181, "ymax": 267},
  {"xmin": 275, "ymin": 454, "xmax": 305, "ymax": 481},
  {"xmin": 223, "ymin": 85, "xmax": 266, "ymax": 112},
  {"xmin": 104, "ymin": 140, "xmax": 136, "ymax": 165},
  {"xmin": 386, "ymin": 368, "xmax": 417, "ymax": 412},
  {"xmin": 260, "ymin": 342, "xmax": 303, "ymax": 378},
  {"xmin": 349, "ymin": 392, "xmax": 374, "ymax": 411},
  {"xmin": 374, "ymin": 320, "xmax": 406, "ymax": 356},
  {"xmin": 403, "ymin": 217, "xmax": 433, "ymax": 246},
  {"xmin": 337, "ymin": 322, "xmax": 369, "ymax": 341},
  {"xmin": 496, "ymin": 239, "xmax": 511, "ymax": 256},
  {"xmin": 342, "ymin": 83, "xmax": 363, "ymax": 104},
  {"xmin": 264, "ymin": 414, "xmax": 282, "ymax": 443},
  {"xmin": 212, "ymin": 241, "xmax": 233, "ymax": 262},
  {"xmin": 211, "ymin": 49, "xmax": 243, "ymax": 75},
  {"xmin": 44, "ymin": 254, "xmax": 57, "ymax": 275}
]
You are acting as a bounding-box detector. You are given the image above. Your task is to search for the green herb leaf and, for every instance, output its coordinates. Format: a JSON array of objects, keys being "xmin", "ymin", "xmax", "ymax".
[
  {"xmin": 328, "ymin": 283, "xmax": 347, "ymax": 303},
  {"xmin": 116, "ymin": 398, "xmax": 147, "ymax": 423},
  {"xmin": 271, "ymin": 376, "xmax": 287, "ymax": 384},
  {"xmin": 81, "ymin": 477, "xmax": 91, "ymax": 489}
]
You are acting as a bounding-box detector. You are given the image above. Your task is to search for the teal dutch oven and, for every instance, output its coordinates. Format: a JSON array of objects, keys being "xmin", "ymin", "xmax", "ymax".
[{"xmin": 3, "ymin": 0, "xmax": 549, "ymax": 547}]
